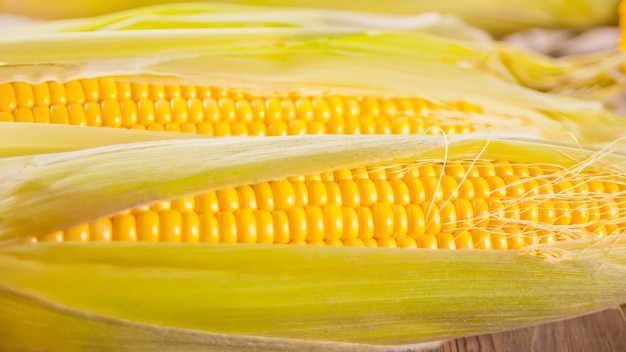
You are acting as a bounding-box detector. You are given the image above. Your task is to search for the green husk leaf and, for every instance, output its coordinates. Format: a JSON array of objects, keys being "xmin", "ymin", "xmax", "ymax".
[
  {"xmin": 0, "ymin": 287, "xmax": 444, "ymax": 352},
  {"xmin": 0, "ymin": 122, "xmax": 211, "ymax": 157},
  {"xmin": 1, "ymin": 0, "xmax": 618, "ymax": 35},
  {"xmin": 0, "ymin": 2, "xmax": 490, "ymax": 42},
  {"xmin": 2, "ymin": 131, "xmax": 626, "ymax": 242},
  {"xmin": 0, "ymin": 242, "xmax": 624, "ymax": 350}
]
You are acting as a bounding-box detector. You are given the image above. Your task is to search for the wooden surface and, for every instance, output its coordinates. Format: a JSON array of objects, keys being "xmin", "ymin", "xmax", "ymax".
[{"xmin": 436, "ymin": 308, "xmax": 626, "ymax": 352}]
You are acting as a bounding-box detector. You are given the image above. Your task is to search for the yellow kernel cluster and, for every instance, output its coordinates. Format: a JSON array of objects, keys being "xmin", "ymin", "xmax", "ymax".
[
  {"xmin": 38, "ymin": 160, "xmax": 626, "ymax": 249},
  {"xmin": 0, "ymin": 79, "xmax": 483, "ymax": 135}
]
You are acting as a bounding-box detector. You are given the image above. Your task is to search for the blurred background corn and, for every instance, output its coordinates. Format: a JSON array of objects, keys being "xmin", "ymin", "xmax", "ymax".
[{"xmin": 1, "ymin": 0, "xmax": 619, "ymax": 36}]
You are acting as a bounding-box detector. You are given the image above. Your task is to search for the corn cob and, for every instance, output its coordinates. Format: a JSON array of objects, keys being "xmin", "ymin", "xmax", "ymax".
[
  {"xmin": 35, "ymin": 159, "xmax": 626, "ymax": 251},
  {"xmin": 1, "ymin": 75, "xmax": 624, "ymax": 144},
  {"xmin": 0, "ymin": 79, "xmax": 483, "ymax": 136}
]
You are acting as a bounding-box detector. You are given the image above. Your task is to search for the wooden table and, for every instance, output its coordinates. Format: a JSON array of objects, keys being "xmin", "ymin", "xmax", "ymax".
[{"xmin": 434, "ymin": 308, "xmax": 626, "ymax": 352}]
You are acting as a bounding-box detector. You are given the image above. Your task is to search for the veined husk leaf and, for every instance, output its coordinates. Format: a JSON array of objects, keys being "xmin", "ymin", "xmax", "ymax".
[
  {"xmin": 0, "ymin": 0, "xmax": 618, "ymax": 35},
  {"xmin": 0, "ymin": 2, "xmax": 490, "ymax": 42},
  {"xmin": 2, "ymin": 15, "xmax": 625, "ymax": 145},
  {"xmin": 0, "ymin": 241, "xmax": 625, "ymax": 350},
  {"xmin": 0, "ymin": 283, "xmax": 444, "ymax": 352},
  {"xmin": 2, "ymin": 130, "xmax": 626, "ymax": 242},
  {"xmin": 0, "ymin": 122, "xmax": 210, "ymax": 157}
]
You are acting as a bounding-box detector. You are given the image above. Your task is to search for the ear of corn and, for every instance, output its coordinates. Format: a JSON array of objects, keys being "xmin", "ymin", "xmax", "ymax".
[
  {"xmin": 4, "ymin": 128, "xmax": 626, "ymax": 243},
  {"xmin": 1, "ymin": 16, "xmax": 625, "ymax": 145}
]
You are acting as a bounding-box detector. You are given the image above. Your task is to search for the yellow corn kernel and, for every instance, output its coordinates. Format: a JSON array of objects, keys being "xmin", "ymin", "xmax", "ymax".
[
  {"xmin": 236, "ymin": 209, "xmax": 257, "ymax": 244},
  {"xmin": 136, "ymin": 210, "xmax": 160, "ymax": 242},
  {"xmin": 491, "ymin": 228, "xmax": 509, "ymax": 250},
  {"xmin": 48, "ymin": 82, "xmax": 67, "ymax": 105},
  {"xmin": 32, "ymin": 83, "xmax": 51, "ymax": 106},
  {"xmin": 391, "ymin": 205, "xmax": 408, "ymax": 238},
  {"xmin": 422, "ymin": 203, "xmax": 442, "ymax": 235},
  {"xmin": 436, "ymin": 232, "xmax": 456, "ymax": 249},
  {"xmin": 89, "ymin": 218, "xmax": 112, "ymax": 241},
  {"xmin": 471, "ymin": 229, "xmax": 491, "ymax": 250},
  {"xmin": 397, "ymin": 236, "xmax": 417, "ymax": 248},
  {"xmin": 63, "ymin": 224, "xmax": 89, "ymax": 242},
  {"xmin": 254, "ymin": 210, "xmax": 274, "ymax": 244},
  {"xmin": 470, "ymin": 198, "xmax": 490, "ymax": 227},
  {"xmin": 288, "ymin": 207, "xmax": 307, "ymax": 243},
  {"xmin": 112, "ymin": 213, "xmax": 137, "ymax": 241},
  {"xmin": 417, "ymin": 234, "xmax": 438, "ymax": 249},
  {"xmin": 305, "ymin": 206, "xmax": 325, "ymax": 243},
  {"xmin": 13, "ymin": 82, "xmax": 34, "ymax": 108},
  {"xmin": 50, "ymin": 105, "xmax": 69, "ymax": 124},
  {"xmin": 199, "ymin": 213, "xmax": 219, "ymax": 243},
  {"xmin": 217, "ymin": 211, "xmax": 237, "ymax": 243},
  {"xmin": 439, "ymin": 202, "xmax": 457, "ymax": 232},
  {"xmin": 504, "ymin": 226, "xmax": 526, "ymax": 249},
  {"xmin": 271, "ymin": 180, "xmax": 296, "ymax": 211},
  {"xmin": 376, "ymin": 237, "xmax": 396, "ymax": 248},
  {"xmin": 38, "ymin": 231, "xmax": 64, "ymax": 242},
  {"xmin": 454, "ymin": 230, "xmax": 473, "ymax": 249},
  {"xmin": 322, "ymin": 205, "xmax": 343, "ymax": 242},
  {"xmin": 471, "ymin": 177, "xmax": 491, "ymax": 199},
  {"xmin": 341, "ymin": 207, "xmax": 359, "ymax": 240},
  {"xmin": 181, "ymin": 212, "xmax": 200, "ymax": 243},
  {"xmin": 407, "ymin": 204, "xmax": 426, "ymax": 238}
]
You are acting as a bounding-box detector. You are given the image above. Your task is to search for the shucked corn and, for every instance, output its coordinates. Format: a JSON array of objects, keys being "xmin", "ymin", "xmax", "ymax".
[
  {"xmin": 36, "ymin": 159, "xmax": 626, "ymax": 250},
  {"xmin": 0, "ymin": 79, "xmax": 487, "ymax": 136}
]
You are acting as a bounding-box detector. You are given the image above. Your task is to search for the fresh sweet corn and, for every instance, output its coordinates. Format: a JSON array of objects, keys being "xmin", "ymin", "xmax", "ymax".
[
  {"xmin": 0, "ymin": 79, "xmax": 487, "ymax": 136},
  {"xmin": 36, "ymin": 160, "xmax": 626, "ymax": 250}
]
